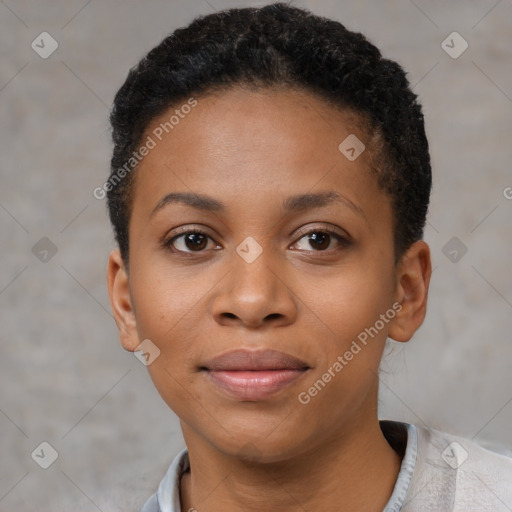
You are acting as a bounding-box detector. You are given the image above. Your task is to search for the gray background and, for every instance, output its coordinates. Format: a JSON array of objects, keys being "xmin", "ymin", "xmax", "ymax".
[{"xmin": 1, "ymin": 0, "xmax": 511, "ymax": 510}]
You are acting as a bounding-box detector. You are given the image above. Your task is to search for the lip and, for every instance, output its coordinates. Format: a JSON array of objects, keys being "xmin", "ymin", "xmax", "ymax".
[{"xmin": 201, "ymin": 349, "xmax": 310, "ymax": 401}]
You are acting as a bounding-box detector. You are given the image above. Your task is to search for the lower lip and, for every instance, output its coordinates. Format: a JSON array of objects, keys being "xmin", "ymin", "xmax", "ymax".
[{"xmin": 205, "ymin": 369, "xmax": 307, "ymax": 401}]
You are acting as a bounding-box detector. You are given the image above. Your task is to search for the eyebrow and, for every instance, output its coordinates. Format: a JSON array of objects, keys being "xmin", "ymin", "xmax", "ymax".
[
  {"xmin": 150, "ymin": 192, "xmax": 224, "ymax": 217},
  {"xmin": 150, "ymin": 191, "xmax": 366, "ymax": 220}
]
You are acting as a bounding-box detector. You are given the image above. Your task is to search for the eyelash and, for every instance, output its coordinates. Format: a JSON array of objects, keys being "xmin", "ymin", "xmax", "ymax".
[
  {"xmin": 294, "ymin": 226, "xmax": 351, "ymax": 253},
  {"xmin": 163, "ymin": 225, "xmax": 351, "ymax": 255}
]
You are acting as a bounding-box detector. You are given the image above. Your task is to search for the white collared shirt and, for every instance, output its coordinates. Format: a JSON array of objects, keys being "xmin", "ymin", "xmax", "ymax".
[{"xmin": 140, "ymin": 421, "xmax": 512, "ymax": 511}]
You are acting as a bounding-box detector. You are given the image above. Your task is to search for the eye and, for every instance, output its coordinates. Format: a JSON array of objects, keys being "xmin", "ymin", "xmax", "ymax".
[
  {"xmin": 292, "ymin": 226, "xmax": 350, "ymax": 252},
  {"xmin": 164, "ymin": 228, "xmax": 220, "ymax": 254}
]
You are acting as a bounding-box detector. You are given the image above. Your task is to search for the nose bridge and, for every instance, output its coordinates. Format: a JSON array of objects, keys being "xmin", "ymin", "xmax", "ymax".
[
  {"xmin": 234, "ymin": 240, "xmax": 276, "ymax": 296},
  {"xmin": 231, "ymin": 236, "xmax": 280, "ymax": 307},
  {"xmin": 211, "ymin": 236, "xmax": 297, "ymax": 328}
]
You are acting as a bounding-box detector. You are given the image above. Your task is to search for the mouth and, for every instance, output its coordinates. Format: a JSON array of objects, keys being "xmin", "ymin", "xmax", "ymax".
[{"xmin": 201, "ymin": 349, "xmax": 310, "ymax": 401}]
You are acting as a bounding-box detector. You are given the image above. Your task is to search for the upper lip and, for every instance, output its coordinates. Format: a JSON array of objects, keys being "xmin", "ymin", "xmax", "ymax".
[{"xmin": 202, "ymin": 349, "xmax": 309, "ymax": 371}]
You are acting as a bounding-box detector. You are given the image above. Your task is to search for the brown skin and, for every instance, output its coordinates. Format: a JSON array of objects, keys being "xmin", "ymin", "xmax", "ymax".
[{"xmin": 107, "ymin": 87, "xmax": 431, "ymax": 511}]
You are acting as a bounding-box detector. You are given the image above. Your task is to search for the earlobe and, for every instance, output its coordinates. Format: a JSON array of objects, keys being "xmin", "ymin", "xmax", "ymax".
[
  {"xmin": 106, "ymin": 250, "xmax": 140, "ymax": 352},
  {"xmin": 388, "ymin": 241, "xmax": 432, "ymax": 343}
]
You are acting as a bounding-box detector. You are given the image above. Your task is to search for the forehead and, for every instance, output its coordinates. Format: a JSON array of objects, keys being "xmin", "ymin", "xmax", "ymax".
[{"xmin": 131, "ymin": 86, "xmax": 390, "ymax": 224}]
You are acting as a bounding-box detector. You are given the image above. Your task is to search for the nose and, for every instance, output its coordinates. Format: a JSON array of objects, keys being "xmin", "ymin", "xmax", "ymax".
[{"xmin": 211, "ymin": 247, "xmax": 297, "ymax": 330}]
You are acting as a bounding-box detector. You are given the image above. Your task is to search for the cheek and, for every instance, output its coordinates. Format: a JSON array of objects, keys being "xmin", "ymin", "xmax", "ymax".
[
  {"xmin": 128, "ymin": 262, "xmax": 221, "ymax": 393},
  {"xmin": 296, "ymin": 262, "xmax": 394, "ymax": 347},
  {"xmin": 292, "ymin": 269, "xmax": 394, "ymax": 421},
  {"xmin": 131, "ymin": 273, "xmax": 205, "ymax": 415},
  {"xmin": 131, "ymin": 286, "xmax": 202, "ymax": 360},
  {"xmin": 130, "ymin": 257, "xmax": 212, "ymax": 336},
  {"xmin": 295, "ymin": 267, "xmax": 395, "ymax": 405}
]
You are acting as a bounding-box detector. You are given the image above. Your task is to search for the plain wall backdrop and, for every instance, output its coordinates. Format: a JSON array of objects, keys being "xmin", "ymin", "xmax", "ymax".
[{"xmin": 1, "ymin": 0, "xmax": 511, "ymax": 510}]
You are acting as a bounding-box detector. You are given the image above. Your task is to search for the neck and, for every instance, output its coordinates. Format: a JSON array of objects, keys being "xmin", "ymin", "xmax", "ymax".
[{"xmin": 180, "ymin": 418, "xmax": 402, "ymax": 512}]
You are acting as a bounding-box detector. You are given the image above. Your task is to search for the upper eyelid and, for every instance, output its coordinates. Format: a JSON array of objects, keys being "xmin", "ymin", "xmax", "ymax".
[
  {"xmin": 165, "ymin": 225, "xmax": 215, "ymax": 241},
  {"xmin": 293, "ymin": 223, "xmax": 349, "ymax": 239},
  {"xmin": 166, "ymin": 223, "xmax": 347, "ymax": 240},
  {"xmin": 165, "ymin": 224, "xmax": 349, "ymax": 251}
]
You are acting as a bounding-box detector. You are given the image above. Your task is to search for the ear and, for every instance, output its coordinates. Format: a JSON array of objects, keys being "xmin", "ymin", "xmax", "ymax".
[
  {"xmin": 388, "ymin": 240, "xmax": 432, "ymax": 343},
  {"xmin": 107, "ymin": 249, "xmax": 140, "ymax": 352}
]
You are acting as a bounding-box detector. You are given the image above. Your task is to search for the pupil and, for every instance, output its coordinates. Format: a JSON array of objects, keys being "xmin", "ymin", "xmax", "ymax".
[
  {"xmin": 186, "ymin": 233, "xmax": 207, "ymax": 251},
  {"xmin": 310, "ymin": 232, "xmax": 329, "ymax": 250}
]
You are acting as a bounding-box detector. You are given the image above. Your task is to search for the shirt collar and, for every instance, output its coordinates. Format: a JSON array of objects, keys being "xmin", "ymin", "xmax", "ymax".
[
  {"xmin": 154, "ymin": 421, "xmax": 418, "ymax": 512},
  {"xmin": 382, "ymin": 422, "xmax": 418, "ymax": 511},
  {"xmin": 156, "ymin": 446, "xmax": 189, "ymax": 512}
]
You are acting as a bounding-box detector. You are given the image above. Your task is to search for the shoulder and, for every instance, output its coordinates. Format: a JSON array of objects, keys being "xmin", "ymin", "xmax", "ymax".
[
  {"xmin": 403, "ymin": 424, "xmax": 512, "ymax": 511},
  {"xmin": 418, "ymin": 424, "xmax": 512, "ymax": 476},
  {"xmin": 140, "ymin": 493, "xmax": 160, "ymax": 512}
]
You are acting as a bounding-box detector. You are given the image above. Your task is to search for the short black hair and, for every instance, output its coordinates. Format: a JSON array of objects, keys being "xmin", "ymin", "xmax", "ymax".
[{"xmin": 108, "ymin": 2, "xmax": 431, "ymax": 264}]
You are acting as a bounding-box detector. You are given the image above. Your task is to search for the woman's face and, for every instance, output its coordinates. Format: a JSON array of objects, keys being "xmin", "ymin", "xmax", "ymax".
[{"xmin": 112, "ymin": 86, "xmax": 406, "ymax": 461}]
